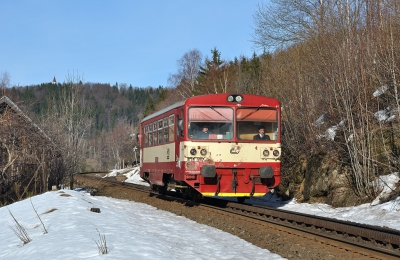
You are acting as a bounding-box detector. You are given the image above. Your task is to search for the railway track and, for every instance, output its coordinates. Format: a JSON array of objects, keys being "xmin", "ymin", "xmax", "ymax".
[
  {"xmin": 75, "ymin": 173, "xmax": 400, "ymax": 259},
  {"xmin": 202, "ymin": 199, "xmax": 400, "ymax": 259}
]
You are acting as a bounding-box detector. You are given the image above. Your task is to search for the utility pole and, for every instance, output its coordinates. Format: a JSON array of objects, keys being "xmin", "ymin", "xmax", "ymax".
[{"xmin": 133, "ymin": 146, "xmax": 138, "ymax": 165}]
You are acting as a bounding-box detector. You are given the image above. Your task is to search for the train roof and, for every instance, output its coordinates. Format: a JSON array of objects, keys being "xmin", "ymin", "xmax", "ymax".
[
  {"xmin": 141, "ymin": 100, "xmax": 185, "ymax": 122},
  {"xmin": 185, "ymin": 93, "xmax": 280, "ymax": 106},
  {"xmin": 141, "ymin": 93, "xmax": 280, "ymax": 123}
]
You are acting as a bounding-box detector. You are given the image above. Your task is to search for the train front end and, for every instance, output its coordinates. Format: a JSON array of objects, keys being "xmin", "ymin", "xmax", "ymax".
[{"xmin": 179, "ymin": 94, "xmax": 282, "ymax": 200}]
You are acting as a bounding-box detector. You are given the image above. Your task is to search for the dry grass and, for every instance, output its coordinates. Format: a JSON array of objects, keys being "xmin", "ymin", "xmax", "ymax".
[
  {"xmin": 93, "ymin": 229, "xmax": 108, "ymax": 255},
  {"xmin": 8, "ymin": 208, "xmax": 31, "ymax": 245},
  {"xmin": 30, "ymin": 198, "xmax": 48, "ymax": 234}
]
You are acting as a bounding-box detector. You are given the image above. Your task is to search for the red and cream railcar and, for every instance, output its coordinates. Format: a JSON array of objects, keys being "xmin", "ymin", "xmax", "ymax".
[{"xmin": 139, "ymin": 93, "xmax": 282, "ymax": 201}]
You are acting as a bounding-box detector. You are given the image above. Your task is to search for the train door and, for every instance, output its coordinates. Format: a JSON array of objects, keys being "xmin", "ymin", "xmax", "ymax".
[{"xmin": 174, "ymin": 109, "xmax": 184, "ymax": 180}]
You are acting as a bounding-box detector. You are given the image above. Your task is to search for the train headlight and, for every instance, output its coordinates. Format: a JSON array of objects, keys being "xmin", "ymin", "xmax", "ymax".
[
  {"xmin": 273, "ymin": 150, "xmax": 280, "ymax": 157},
  {"xmin": 227, "ymin": 94, "xmax": 243, "ymax": 103},
  {"xmin": 263, "ymin": 149, "xmax": 269, "ymax": 156},
  {"xmin": 200, "ymin": 148, "xmax": 207, "ymax": 156},
  {"xmin": 190, "ymin": 148, "xmax": 197, "ymax": 155}
]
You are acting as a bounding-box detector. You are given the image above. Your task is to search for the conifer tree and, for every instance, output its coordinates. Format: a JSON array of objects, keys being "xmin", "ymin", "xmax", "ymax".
[
  {"xmin": 195, "ymin": 47, "xmax": 231, "ymax": 94},
  {"xmin": 142, "ymin": 97, "xmax": 155, "ymax": 118}
]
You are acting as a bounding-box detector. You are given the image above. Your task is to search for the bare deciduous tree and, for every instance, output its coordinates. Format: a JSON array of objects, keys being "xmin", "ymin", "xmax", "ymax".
[
  {"xmin": 106, "ymin": 120, "xmax": 134, "ymax": 169},
  {"xmin": 252, "ymin": 0, "xmax": 354, "ymax": 49},
  {"xmin": 168, "ymin": 49, "xmax": 202, "ymax": 99},
  {"xmin": 0, "ymin": 72, "xmax": 10, "ymax": 96},
  {"xmin": 44, "ymin": 72, "xmax": 92, "ymax": 188}
]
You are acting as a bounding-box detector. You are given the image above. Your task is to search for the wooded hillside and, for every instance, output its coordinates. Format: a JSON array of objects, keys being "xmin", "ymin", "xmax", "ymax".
[{"xmin": 4, "ymin": 81, "xmax": 166, "ymax": 175}]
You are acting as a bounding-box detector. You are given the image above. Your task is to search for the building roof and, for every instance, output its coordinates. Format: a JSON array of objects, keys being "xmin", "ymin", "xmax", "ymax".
[{"xmin": 0, "ymin": 96, "xmax": 53, "ymax": 143}]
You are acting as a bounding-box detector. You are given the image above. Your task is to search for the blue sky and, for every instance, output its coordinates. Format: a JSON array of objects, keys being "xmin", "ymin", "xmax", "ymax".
[{"xmin": 0, "ymin": 1, "xmax": 264, "ymax": 88}]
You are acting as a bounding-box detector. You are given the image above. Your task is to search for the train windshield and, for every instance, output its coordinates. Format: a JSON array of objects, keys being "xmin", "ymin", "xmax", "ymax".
[
  {"xmin": 237, "ymin": 108, "xmax": 278, "ymax": 141},
  {"xmin": 188, "ymin": 107, "xmax": 234, "ymax": 140}
]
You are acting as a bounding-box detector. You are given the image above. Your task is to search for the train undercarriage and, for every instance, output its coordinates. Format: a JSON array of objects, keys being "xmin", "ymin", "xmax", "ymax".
[{"xmin": 144, "ymin": 172, "xmax": 271, "ymax": 203}]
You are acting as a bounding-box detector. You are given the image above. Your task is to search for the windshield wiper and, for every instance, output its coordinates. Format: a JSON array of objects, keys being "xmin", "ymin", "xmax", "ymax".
[
  {"xmin": 209, "ymin": 106, "xmax": 230, "ymax": 121},
  {"xmin": 240, "ymin": 107, "xmax": 260, "ymax": 121}
]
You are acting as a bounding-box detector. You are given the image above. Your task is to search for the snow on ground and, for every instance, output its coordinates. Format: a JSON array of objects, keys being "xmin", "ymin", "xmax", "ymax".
[
  {"xmin": 0, "ymin": 167, "xmax": 399, "ymax": 259},
  {"xmin": 0, "ymin": 189, "xmax": 283, "ymax": 260}
]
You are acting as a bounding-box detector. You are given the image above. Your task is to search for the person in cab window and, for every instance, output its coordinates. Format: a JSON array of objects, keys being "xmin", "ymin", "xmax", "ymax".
[
  {"xmin": 195, "ymin": 125, "xmax": 212, "ymax": 139},
  {"xmin": 253, "ymin": 126, "xmax": 270, "ymax": 140}
]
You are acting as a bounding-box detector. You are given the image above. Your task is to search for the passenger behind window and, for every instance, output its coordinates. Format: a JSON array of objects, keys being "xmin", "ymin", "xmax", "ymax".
[
  {"xmin": 253, "ymin": 126, "xmax": 270, "ymax": 140},
  {"xmin": 195, "ymin": 124, "xmax": 212, "ymax": 139}
]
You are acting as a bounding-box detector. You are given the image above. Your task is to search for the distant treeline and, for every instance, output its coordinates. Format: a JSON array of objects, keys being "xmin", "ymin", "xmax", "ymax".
[{"xmin": 9, "ymin": 82, "xmax": 166, "ymax": 135}]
